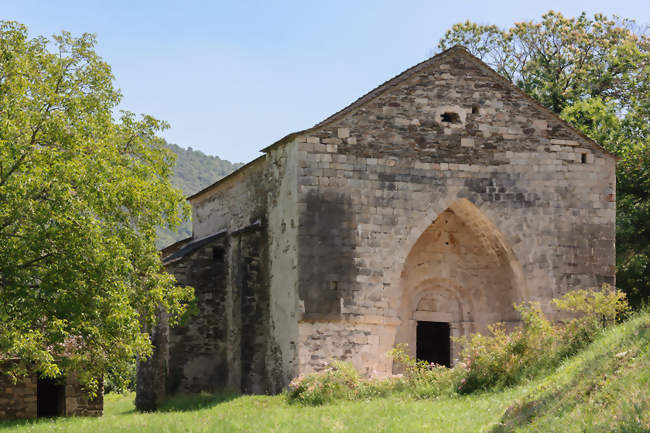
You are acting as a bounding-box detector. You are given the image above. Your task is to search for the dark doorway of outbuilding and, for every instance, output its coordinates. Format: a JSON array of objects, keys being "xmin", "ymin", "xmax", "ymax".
[
  {"xmin": 416, "ymin": 321, "xmax": 450, "ymax": 367},
  {"xmin": 37, "ymin": 377, "xmax": 65, "ymax": 417}
]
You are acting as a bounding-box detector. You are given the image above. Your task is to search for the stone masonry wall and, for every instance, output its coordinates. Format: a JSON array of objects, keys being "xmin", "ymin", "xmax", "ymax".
[
  {"xmin": 192, "ymin": 157, "xmax": 267, "ymax": 239},
  {"xmin": 135, "ymin": 309, "xmax": 168, "ymax": 411},
  {"xmin": 139, "ymin": 47, "xmax": 616, "ymax": 398},
  {"xmin": 0, "ymin": 367, "xmax": 36, "ymax": 419},
  {"xmin": 160, "ymin": 226, "xmax": 278, "ymax": 396},
  {"xmin": 0, "ymin": 363, "xmax": 101, "ymax": 420},
  {"xmin": 293, "ymin": 48, "xmax": 616, "ymax": 376},
  {"xmin": 166, "ymin": 236, "xmax": 230, "ymax": 394},
  {"xmin": 63, "ymin": 376, "xmax": 103, "ymax": 417},
  {"xmin": 138, "ymin": 143, "xmax": 298, "ymax": 403}
]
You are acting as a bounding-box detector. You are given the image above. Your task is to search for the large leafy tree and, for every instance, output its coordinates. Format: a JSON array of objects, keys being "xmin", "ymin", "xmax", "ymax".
[
  {"xmin": 439, "ymin": 11, "xmax": 649, "ymax": 306},
  {"xmin": 0, "ymin": 21, "xmax": 193, "ymax": 393}
]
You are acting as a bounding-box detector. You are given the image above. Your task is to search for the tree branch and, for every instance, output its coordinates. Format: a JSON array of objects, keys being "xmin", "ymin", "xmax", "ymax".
[{"xmin": 16, "ymin": 253, "xmax": 52, "ymax": 270}]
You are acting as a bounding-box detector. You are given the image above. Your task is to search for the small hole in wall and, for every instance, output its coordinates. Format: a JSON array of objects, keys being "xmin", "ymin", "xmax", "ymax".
[
  {"xmin": 441, "ymin": 112, "xmax": 461, "ymax": 124},
  {"xmin": 330, "ymin": 281, "xmax": 338, "ymax": 291},
  {"xmin": 581, "ymin": 153, "xmax": 588, "ymax": 164},
  {"xmin": 213, "ymin": 247, "xmax": 225, "ymax": 263},
  {"xmin": 472, "ymin": 105, "xmax": 480, "ymax": 114}
]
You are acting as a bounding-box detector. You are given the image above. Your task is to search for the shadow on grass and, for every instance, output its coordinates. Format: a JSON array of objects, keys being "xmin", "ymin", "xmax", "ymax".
[
  {"xmin": 157, "ymin": 391, "xmax": 240, "ymax": 412},
  {"xmin": 0, "ymin": 419, "xmax": 34, "ymax": 430},
  {"xmin": 0, "ymin": 415, "xmax": 71, "ymax": 430}
]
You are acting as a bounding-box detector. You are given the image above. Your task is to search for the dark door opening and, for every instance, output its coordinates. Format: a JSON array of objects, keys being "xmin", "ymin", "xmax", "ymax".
[
  {"xmin": 37, "ymin": 377, "xmax": 65, "ymax": 417},
  {"xmin": 416, "ymin": 321, "xmax": 451, "ymax": 367}
]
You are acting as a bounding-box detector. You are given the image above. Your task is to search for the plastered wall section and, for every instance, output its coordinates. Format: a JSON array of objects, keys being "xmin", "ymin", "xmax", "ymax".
[
  {"xmin": 266, "ymin": 142, "xmax": 300, "ymax": 386},
  {"xmin": 294, "ymin": 50, "xmax": 616, "ymax": 376}
]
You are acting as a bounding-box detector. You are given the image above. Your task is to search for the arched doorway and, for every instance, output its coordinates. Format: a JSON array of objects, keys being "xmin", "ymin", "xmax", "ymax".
[{"xmin": 394, "ymin": 199, "xmax": 526, "ymax": 367}]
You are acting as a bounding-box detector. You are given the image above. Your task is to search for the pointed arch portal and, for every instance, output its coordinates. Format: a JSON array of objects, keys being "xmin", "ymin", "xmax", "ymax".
[{"xmin": 394, "ymin": 199, "xmax": 527, "ymax": 367}]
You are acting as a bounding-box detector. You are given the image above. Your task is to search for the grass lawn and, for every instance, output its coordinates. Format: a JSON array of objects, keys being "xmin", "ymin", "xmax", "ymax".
[
  {"xmin": 0, "ymin": 387, "xmax": 528, "ymax": 433},
  {"xmin": 1, "ymin": 313, "xmax": 647, "ymax": 433}
]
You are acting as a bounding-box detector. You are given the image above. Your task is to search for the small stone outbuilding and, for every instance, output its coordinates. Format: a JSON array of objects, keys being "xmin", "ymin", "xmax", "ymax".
[
  {"xmin": 0, "ymin": 361, "xmax": 102, "ymax": 420},
  {"xmin": 137, "ymin": 46, "xmax": 616, "ymax": 409}
]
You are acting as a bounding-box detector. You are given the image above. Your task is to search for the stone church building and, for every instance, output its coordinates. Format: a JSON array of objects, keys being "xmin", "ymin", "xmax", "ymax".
[{"xmin": 136, "ymin": 46, "xmax": 616, "ymax": 409}]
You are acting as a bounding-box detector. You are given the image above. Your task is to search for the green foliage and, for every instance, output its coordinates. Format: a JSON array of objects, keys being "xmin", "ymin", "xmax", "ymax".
[
  {"xmin": 439, "ymin": 11, "xmax": 648, "ymax": 114},
  {"xmin": 553, "ymin": 286, "xmax": 630, "ymax": 357},
  {"xmin": 439, "ymin": 11, "xmax": 650, "ymax": 307},
  {"xmin": 165, "ymin": 143, "xmax": 243, "ymax": 198},
  {"xmin": 456, "ymin": 286, "xmax": 629, "ymax": 394},
  {"xmin": 286, "ymin": 361, "xmax": 360, "ymax": 405},
  {"xmin": 156, "ymin": 143, "xmax": 243, "ymax": 249},
  {"xmin": 389, "ymin": 344, "xmax": 463, "ymax": 399},
  {"xmin": 103, "ymin": 362, "xmax": 136, "ymax": 395},
  {"xmin": 613, "ymin": 141, "xmax": 650, "ymax": 307},
  {"xmin": 286, "ymin": 360, "xmax": 398, "ymax": 405},
  {"xmin": 456, "ymin": 303, "xmax": 559, "ymax": 393},
  {"xmin": 0, "ymin": 21, "xmax": 194, "ymax": 395}
]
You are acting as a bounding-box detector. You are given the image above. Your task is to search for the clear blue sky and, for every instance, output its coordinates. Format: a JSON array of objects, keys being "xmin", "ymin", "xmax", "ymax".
[{"xmin": 2, "ymin": 0, "xmax": 648, "ymax": 163}]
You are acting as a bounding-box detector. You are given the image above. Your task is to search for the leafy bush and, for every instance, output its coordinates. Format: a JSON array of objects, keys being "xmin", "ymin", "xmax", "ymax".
[
  {"xmin": 456, "ymin": 285, "xmax": 629, "ymax": 394},
  {"xmin": 455, "ymin": 302, "xmax": 559, "ymax": 393},
  {"xmin": 553, "ymin": 285, "xmax": 629, "ymax": 357},
  {"xmin": 390, "ymin": 344, "xmax": 463, "ymax": 399},
  {"xmin": 104, "ymin": 360, "xmax": 136, "ymax": 394},
  {"xmin": 287, "ymin": 361, "xmax": 361, "ymax": 405},
  {"xmin": 286, "ymin": 361, "xmax": 398, "ymax": 405}
]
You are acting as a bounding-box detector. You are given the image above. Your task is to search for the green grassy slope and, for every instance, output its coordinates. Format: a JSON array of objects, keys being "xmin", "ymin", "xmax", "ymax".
[
  {"xmin": 491, "ymin": 312, "xmax": 649, "ymax": 433},
  {"xmin": 156, "ymin": 143, "xmax": 243, "ymax": 249},
  {"xmin": 1, "ymin": 313, "xmax": 647, "ymax": 433}
]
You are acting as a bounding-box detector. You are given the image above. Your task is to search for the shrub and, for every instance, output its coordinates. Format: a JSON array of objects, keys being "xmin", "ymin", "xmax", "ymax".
[
  {"xmin": 286, "ymin": 360, "xmax": 402, "ymax": 405},
  {"xmin": 455, "ymin": 302, "xmax": 560, "ymax": 393},
  {"xmin": 389, "ymin": 344, "xmax": 463, "ymax": 399},
  {"xmin": 104, "ymin": 360, "xmax": 136, "ymax": 394},
  {"xmin": 455, "ymin": 286, "xmax": 629, "ymax": 394},
  {"xmin": 286, "ymin": 361, "xmax": 363, "ymax": 405},
  {"xmin": 553, "ymin": 285, "xmax": 629, "ymax": 357}
]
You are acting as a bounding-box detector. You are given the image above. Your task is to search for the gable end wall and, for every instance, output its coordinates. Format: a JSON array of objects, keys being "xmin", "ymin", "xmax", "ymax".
[{"xmin": 294, "ymin": 51, "xmax": 616, "ymax": 375}]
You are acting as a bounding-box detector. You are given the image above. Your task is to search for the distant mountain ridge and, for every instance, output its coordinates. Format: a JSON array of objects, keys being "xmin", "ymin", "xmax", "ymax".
[{"xmin": 157, "ymin": 142, "xmax": 244, "ymax": 248}]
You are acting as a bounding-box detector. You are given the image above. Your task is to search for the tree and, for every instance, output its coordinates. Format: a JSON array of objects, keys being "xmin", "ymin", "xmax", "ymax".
[
  {"xmin": 439, "ymin": 11, "xmax": 650, "ymax": 306},
  {"xmin": 0, "ymin": 21, "xmax": 193, "ymax": 394}
]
